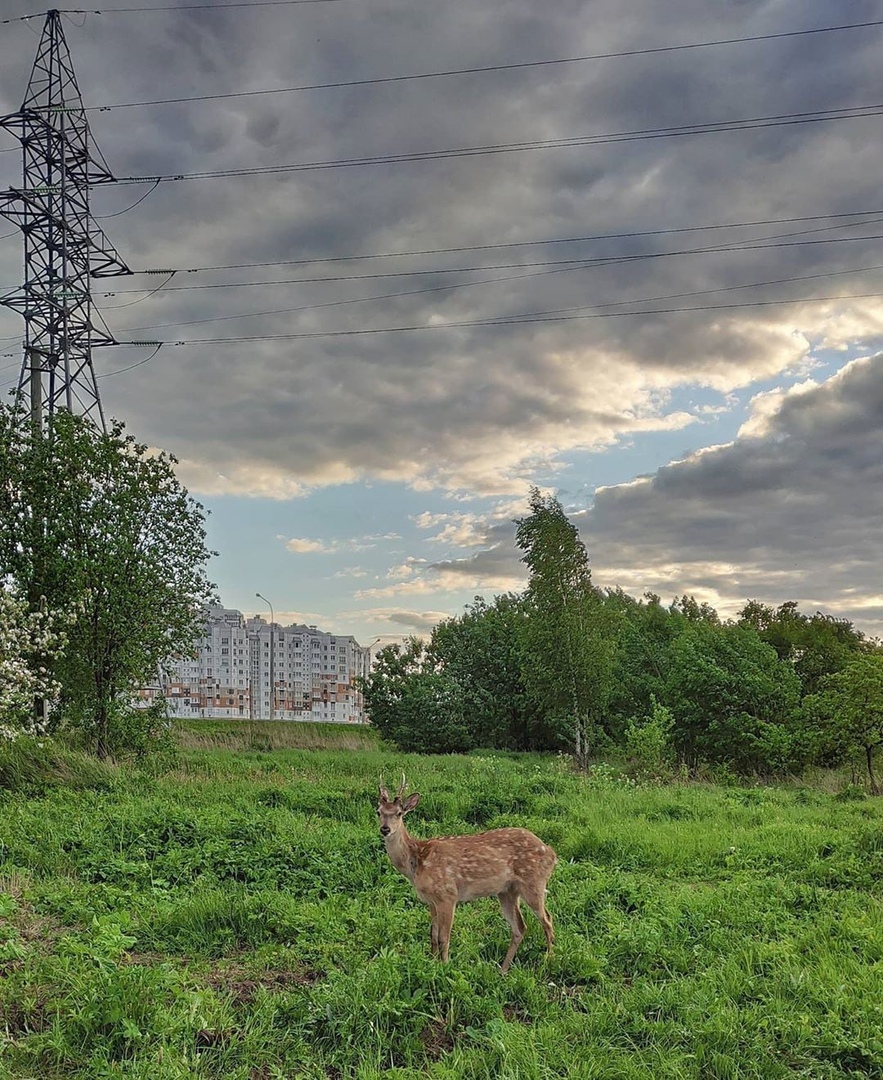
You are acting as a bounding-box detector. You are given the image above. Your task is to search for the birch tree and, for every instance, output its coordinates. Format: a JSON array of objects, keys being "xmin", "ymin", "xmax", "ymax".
[{"xmin": 514, "ymin": 488, "xmax": 613, "ymax": 763}]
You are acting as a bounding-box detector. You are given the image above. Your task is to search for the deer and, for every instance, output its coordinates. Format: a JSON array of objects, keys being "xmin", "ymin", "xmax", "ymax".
[{"xmin": 376, "ymin": 773, "xmax": 557, "ymax": 973}]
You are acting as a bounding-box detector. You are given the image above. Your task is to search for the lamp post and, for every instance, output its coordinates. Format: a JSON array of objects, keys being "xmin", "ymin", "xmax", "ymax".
[
  {"xmin": 358, "ymin": 637, "xmax": 384, "ymax": 724},
  {"xmin": 256, "ymin": 592, "xmax": 275, "ymax": 721}
]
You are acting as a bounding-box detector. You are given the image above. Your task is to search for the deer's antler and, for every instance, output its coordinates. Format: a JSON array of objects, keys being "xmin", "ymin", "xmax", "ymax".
[
  {"xmin": 379, "ymin": 773, "xmax": 390, "ymax": 802},
  {"xmin": 396, "ymin": 771, "xmax": 407, "ymax": 801}
]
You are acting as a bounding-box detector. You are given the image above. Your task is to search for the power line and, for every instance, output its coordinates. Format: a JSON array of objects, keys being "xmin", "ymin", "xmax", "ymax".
[
  {"xmin": 96, "ymin": 341, "xmax": 163, "ymax": 377},
  {"xmin": 131, "ymin": 209, "xmax": 883, "ymax": 274},
  {"xmin": 107, "ymin": 261, "xmax": 883, "ymax": 338},
  {"xmin": 85, "ymin": 19, "xmax": 883, "ymax": 112},
  {"xmin": 114, "ymin": 104, "xmax": 883, "ymax": 183},
  {"xmin": 99, "ymin": 228, "xmax": 883, "ymax": 298},
  {"xmin": 79, "ymin": 0, "xmax": 358, "ymax": 10},
  {"xmin": 1, "ymin": 0, "xmax": 353, "ymax": 18},
  {"xmin": 0, "ymin": 12, "xmax": 52, "ymax": 23},
  {"xmin": 116, "ymin": 289, "xmax": 883, "ymax": 346}
]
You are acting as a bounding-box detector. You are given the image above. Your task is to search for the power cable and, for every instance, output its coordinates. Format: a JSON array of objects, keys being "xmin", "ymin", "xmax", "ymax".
[
  {"xmin": 96, "ymin": 342, "xmax": 163, "ymax": 377},
  {"xmin": 94, "ymin": 178, "xmax": 161, "ymax": 219},
  {"xmin": 132, "ymin": 209, "xmax": 883, "ymax": 275},
  {"xmin": 103, "ymin": 271, "xmax": 176, "ymax": 307},
  {"xmin": 0, "ymin": 0, "xmax": 354, "ymax": 18},
  {"xmin": 0, "ymin": 12, "xmax": 50, "ymax": 23},
  {"xmin": 115, "ymin": 288, "xmax": 883, "ymax": 345},
  {"xmin": 99, "ymin": 227, "xmax": 883, "ymax": 298},
  {"xmin": 73, "ymin": 0, "xmax": 360, "ymax": 11},
  {"xmin": 85, "ymin": 19, "xmax": 883, "ymax": 112},
  {"xmin": 107, "ymin": 261, "xmax": 883, "ymax": 338},
  {"xmin": 113, "ymin": 104, "xmax": 883, "ymax": 183}
]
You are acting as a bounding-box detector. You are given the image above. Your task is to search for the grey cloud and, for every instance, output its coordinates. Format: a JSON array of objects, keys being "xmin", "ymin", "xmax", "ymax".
[
  {"xmin": 581, "ymin": 356, "xmax": 883, "ymax": 631},
  {"xmin": 406, "ymin": 356, "xmax": 883, "ymax": 633},
  {"xmin": 381, "ymin": 610, "xmax": 448, "ymax": 634},
  {"xmin": 427, "ymin": 521, "xmax": 523, "ymax": 580},
  {"xmin": 3, "ymin": 0, "xmax": 883, "ymax": 497}
]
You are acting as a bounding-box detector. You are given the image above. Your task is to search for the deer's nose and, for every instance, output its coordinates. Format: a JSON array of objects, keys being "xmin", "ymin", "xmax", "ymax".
[{"xmin": 380, "ymin": 825, "xmax": 391, "ymax": 836}]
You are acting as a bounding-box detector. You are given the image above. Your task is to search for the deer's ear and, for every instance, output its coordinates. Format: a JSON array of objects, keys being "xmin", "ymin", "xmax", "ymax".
[{"xmin": 401, "ymin": 792, "xmax": 420, "ymax": 814}]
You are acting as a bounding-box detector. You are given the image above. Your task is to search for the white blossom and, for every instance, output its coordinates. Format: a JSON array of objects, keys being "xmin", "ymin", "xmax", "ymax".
[{"xmin": 0, "ymin": 588, "xmax": 68, "ymax": 740}]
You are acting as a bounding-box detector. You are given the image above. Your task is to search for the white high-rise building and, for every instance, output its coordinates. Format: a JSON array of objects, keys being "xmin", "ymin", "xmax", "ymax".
[{"xmin": 152, "ymin": 606, "xmax": 371, "ymax": 723}]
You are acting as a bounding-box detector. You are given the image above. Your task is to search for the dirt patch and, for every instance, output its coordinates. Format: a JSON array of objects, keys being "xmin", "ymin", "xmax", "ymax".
[
  {"xmin": 502, "ymin": 1003, "xmax": 533, "ymax": 1024},
  {"xmin": 204, "ymin": 964, "xmax": 321, "ymax": 1003},
  {"xmin": 195, "ymin": 1028, "xmax": 230, "ymax": 1051},
  {"xmin": 419, "ymin": 1019, "xmax": 455, "ymax": 1060},
  {"xmin": 0, "ymin": 876, "xmax": 66, "ymax": 966},
  {"xmin": 1, "ymin": 993, "xmax": 49, "ymax": 1036}
]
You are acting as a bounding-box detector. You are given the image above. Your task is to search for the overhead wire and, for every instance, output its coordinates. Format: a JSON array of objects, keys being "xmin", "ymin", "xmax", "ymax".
[
  {"xmin": 71, "ymin": 0, "xmax": 361, "ymax": 11},
  {"xmin": 84, "ymin": 19, "xmax": 883, "ymax": 112},
  {"xmin": 93, "ymin": 178, "xmax": 161, "ymax": 219},
  {"xmin": 94, "ymin": 217, "xmax": 883, "ymax": 341},
  {"xmin": 1, "ymin": 1, "xmax": 355, "ymax": 20},
  {"xmin": 98, "ymin": 224, "xmax": 883, "ymax": 300},
  {"xmin": 111, "ymin": 289, "xmax": 883, "ymax": 346},
  {"xmin": 102, "ymin": 271, "xmax": 176, "ymax": 307},
  {"xmin": 107, "ymin": 261, "xmax": 883, "ymax": 340},
  {"xmin": 128, "ymin": 209, "xmax": 883, "ymax": 274},
  {"xmin": 113, "ymin": 104, "xmax": 883, "ymax": 183},
  {"xmin": 96, "ymin": 342, "xmax": 163, "ymax": 377}
]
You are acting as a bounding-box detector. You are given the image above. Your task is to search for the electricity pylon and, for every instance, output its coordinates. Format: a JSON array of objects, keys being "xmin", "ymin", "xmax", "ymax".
[{"xmin": 0, "ymin": 8, "xmax": 131, "ymax": 429}]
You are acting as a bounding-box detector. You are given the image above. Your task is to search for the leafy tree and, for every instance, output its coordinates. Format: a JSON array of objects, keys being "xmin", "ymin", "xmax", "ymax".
[
  {"xmin": 805, "ymin": 654, "xmax": 883, "ymax": 793},
  {"xmin": 604, "ymin": 590, "xmax": 686, "ymax": 737},
  {"xmin": 515, "ymin": 488, "xmax": 614, "ymax": 762},
  {"xmin": 359, "ymin": 639, "xmax": 472, "ymax": 753},
  {"xmin": 738, "ymin": 599, "xmax": 865, "ymax": 697},
  {"xmin": 665, "ymin": 622, "xmax": 802, "ymax": 772},
  {"xmin": 0, "ymin": 405, "xmax": 216, "ymax": 757},
  {"xmin": 670, "ymin": 594, "xmax": 721, "ymax": 625},
  {"xmin": 429, "ymin": 593, "xmax": 552, "ymax": 750}
]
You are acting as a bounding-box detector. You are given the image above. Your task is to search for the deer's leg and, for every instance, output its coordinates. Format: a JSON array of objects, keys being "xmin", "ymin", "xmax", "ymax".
[
  {"xmin": 498, "ymin": 887, "xmax": 526, "ymax": 974},
  {"xmin": 434, "ymin": 900, "xmax": 456, "ymax": 962},
  {"xmin": 521, "ymin": 880, "xmax": 555, "ymax": 952},
  {"xmin": 428, "ymin": 902, "xmax": 440, "ymax": 958}
]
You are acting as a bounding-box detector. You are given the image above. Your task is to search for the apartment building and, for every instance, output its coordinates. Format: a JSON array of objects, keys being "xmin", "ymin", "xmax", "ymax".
[{"xmin": 157, "ymin": 606, "xmax": 371, "ymax": 723}]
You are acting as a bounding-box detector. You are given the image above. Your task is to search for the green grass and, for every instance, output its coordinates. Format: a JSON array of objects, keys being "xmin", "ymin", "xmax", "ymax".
[
  {"xmin": 1, "ymin": 747, "xmax": 883, "ymax": 1077},
  {"xmin": 174, "ymin": 718, "xmax": 381, "ymax": 753}
]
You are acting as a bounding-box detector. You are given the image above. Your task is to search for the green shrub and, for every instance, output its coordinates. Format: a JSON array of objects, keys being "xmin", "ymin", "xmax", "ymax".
[{"xmin": 624, "ymin": 696, "xmax": 675, "ymax": 776}]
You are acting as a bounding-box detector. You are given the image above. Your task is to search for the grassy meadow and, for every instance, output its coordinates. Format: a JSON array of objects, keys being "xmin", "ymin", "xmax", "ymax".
[{"xmin": 1, "ymin": 725, "xmax": 883, "ymax": 1078}]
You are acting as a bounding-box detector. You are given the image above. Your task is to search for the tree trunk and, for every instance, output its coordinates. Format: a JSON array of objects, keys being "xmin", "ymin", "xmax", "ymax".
[
  {"xmin": 96, "ymin": 699, "xmax": 109, "ymax": 760},
  {"xmin": 866, "ymin": 744, "xmax": 879, "ymax": 795}
]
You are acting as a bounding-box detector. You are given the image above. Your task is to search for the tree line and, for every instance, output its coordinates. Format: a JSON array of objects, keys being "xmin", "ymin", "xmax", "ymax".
[
  {"xmin": 3, "ymin": 401, "xmax": 880, "ymax": 786},
  {"xmin": 361, "ymin": 489, "xmax": 883, "ymax": 789}
]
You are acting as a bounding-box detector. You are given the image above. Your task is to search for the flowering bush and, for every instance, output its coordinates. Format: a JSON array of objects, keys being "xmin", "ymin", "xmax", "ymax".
[{"xmin": 0, "ymin": 588, "xmax": 67, "ymax": 740}]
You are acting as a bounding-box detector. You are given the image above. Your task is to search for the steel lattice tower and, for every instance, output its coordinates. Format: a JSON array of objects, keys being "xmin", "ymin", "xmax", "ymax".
[{"xmin": 0, "ymin": 9, "xmax": 131, "ymax": 428}]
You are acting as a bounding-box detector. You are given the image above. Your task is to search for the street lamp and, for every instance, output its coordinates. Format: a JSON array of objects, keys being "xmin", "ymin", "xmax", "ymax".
[{"xmin": 256, "ymin": 592, "xmax": 275, "ymax": 722}]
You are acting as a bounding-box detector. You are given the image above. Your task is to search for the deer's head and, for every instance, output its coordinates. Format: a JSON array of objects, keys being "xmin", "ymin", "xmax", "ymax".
[{"xmin": 378, "ymin": 772, "xmax": 420, "ymax": 838}]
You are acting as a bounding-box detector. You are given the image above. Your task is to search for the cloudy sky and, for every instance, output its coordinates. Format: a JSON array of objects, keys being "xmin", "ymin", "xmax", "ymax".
[{"xmin": 2, "ymin": 0, "xmax": 883, "ymax": 644}]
